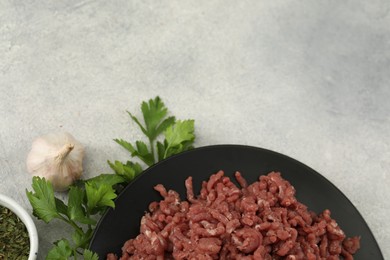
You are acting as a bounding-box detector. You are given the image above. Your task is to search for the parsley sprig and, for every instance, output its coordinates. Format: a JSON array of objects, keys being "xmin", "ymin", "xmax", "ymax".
[{"xmin": 26, "ymin": 96, "xmax": 195, "ymax": 259}]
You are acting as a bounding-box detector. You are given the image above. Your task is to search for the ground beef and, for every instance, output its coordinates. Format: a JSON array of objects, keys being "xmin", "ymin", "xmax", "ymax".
[{"xmin": 107, "ymin": 171, "xmax": 360, "ymax": 260}]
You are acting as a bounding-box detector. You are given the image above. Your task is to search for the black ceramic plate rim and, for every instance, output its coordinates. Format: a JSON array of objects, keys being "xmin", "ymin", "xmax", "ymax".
[{"xmin": 89, "ymin": 144, "xmax": 383, "ymax": 259}]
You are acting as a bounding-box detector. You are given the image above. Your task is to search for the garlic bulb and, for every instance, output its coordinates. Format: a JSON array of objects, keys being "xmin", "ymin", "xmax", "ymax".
[{"xmin": 26, "ymin": 132, "xmax": 85, "ymax": 192}]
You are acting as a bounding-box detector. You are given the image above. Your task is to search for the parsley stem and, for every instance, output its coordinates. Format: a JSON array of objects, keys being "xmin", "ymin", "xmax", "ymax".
[
  {"xmin": 149, "ymin": 137, "xmax": 155, "ymax": 164},
  {"xmin": 86, "ymin": 211, "xmax": 92, "ymax": 230},
  {"xmin": 163, "ymin": 144, "xmax": 171, "ymax": 160},
  {"xmin": 58, "ymin": 215, "xmax": 84, "ymax": 235}
]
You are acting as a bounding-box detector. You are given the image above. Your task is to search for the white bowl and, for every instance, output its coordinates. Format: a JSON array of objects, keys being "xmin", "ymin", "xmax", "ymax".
[{"xmin": 0, "ymin": 194, "xmax": 38, "ymax": 260}]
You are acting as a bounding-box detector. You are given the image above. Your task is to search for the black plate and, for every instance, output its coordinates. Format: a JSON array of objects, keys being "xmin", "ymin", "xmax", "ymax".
[{"xmin": 89, "ymin": 145, "xmax": 383, "ymax": 259}]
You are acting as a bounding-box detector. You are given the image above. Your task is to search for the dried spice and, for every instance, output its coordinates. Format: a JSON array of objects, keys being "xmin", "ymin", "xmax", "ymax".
[{"xmin": 0, "ymin": 205, "xmax": 29, "ymax": 259}]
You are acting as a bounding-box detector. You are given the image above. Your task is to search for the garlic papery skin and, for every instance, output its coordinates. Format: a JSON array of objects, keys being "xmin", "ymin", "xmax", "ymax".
[{"xmin": 26, "ymin": 132, "xmax": 85, "ymax": 192}]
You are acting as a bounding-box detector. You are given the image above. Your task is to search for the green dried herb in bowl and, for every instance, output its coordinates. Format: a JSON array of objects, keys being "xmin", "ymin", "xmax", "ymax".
[
  {"xmin": 0, "ymin": 194, "xmax": 38, "ymax": 260},
  {"xmin": 0, "ymin": 205, "xmax": 29, "ymax": 259}
]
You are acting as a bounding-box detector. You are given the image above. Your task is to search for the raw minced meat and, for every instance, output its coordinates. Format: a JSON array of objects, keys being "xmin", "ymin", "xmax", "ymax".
[{"xmin": 107, "ymin": 171, "xmax": 360, "ymax": 260}]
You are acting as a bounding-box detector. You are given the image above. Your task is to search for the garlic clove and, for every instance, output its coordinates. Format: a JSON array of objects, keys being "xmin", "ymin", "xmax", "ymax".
[{"xmin": 26, "ymin": 132, "xmax": 85, "ymax": 192}]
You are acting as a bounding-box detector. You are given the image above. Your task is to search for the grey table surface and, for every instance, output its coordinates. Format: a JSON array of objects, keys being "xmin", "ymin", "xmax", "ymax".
[{"xmin": 1, "ymin": 0, "xmax": 389, "ymax": 259}]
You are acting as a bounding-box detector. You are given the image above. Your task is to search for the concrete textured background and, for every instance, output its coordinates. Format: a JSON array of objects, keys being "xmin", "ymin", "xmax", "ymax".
[{"xmin": 1, "ymin": 0, "xmax": 389, "ymax": 258}]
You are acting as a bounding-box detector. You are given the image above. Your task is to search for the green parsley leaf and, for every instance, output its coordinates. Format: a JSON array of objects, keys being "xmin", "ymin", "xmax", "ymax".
[
  {"xmin": 68, "ymin": 186, "xmax": 96, "ymax": 225},
  {"xmin": 140, "ymin": 96, "xmax": 176, "ymax": 140},
  {"xmin": 107, "ymin": 160, "xmax": 127, "ymax": 175},
  {"xmin": 85, "ymin": 182, "xmax": 117, "ymax": 213},
  {"xmin": 163, "ymin": 120, "xmax": 195, "ymax": 159},
  {"xmin": 83, "ymin": 249, "xmax": 99, "ymax": 260},
  {"xmin": 126, "ymin": 111, "xmax": 147, "ymax": 136},
  {"xmin": 55, "ymin": 198, "xmax": 68, "ymax": 216},
  {"xmin": 107, "ymin": 160, "xmax": 142, "ymax": 182},
  {"xmin": 156, "ymin": 140, "xmax": 167, "ymax": 161},
  {"xmin": 114, "ymin": 139, "xmax": 154, "ymax": 166},
  {"xmin": 72, "ymin": 229, "xmax": 94, "ymax": 248},
  {"xmin": 133, "ymin": 140, "xmax": 154, "ymax": 166},
  {"xmin": 113, "ymin": 139, "xmax": 134, "ymax": 154},
  {"xmin": 120, "ymin": 97, "xmax": 176, "ymax": 165},
  {"xmin": 46, "ymin": 239, "xmax": 72, "ymax": 260},
  {"xmin": 84, "ymin": 173, "xmax": 125, "ymax": 188},
  {"xmin": 26, "ymin": 177, "xmax": 61, "ymax": 223},
  {"xmin": 126, "ymin": 97, "xmax": 176, "ymax": 142},
  {"xmin": 156, "ymin": 116, "xmax": 175, "ymax": 138}
]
